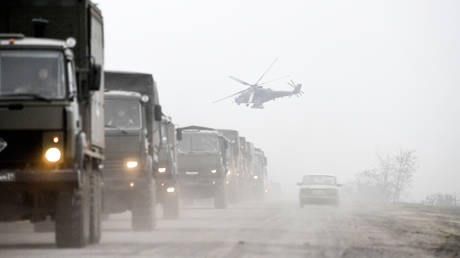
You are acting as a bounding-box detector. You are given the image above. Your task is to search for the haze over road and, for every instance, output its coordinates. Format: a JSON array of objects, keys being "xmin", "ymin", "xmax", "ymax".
[{"xmin": 0, "ymin": 201, "xmax": 459, "ymax": 258}]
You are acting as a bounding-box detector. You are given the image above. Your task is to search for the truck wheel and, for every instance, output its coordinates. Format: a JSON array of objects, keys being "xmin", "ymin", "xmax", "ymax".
[
  {"xmin": 33, "ymin": 219, "xmax": 54, "ymax": 233},
  {"xmin": 163, "ymin": 195, "xmax": 179, "ymax": 219},
  {"xmin": 214, "ymin": 185, "xmax": 228, "ymax": 209},
  {"xmin": 132, "ymin": 185, "xmax": 156, "ymax": 231},
  {"xmin": 55, "ymin": 186, "xmax": 90, "ymax": 248},
  {"xmin": 89, "ymin": 172, "xmax": 102, "ymax": 244}
]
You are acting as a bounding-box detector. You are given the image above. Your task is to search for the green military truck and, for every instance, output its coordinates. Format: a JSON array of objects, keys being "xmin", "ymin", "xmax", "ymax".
[
  {"xmin": 218, "ymin": 129, "xmax": 242, "ymax": 203},
  {"xmin": 238, "ymin": 136, "xmax": 250, "ymax": 201},
  {"xmin": 156, "ymin": 116, "xmax": 180, "ymax": 219},
  {"xmin": 104, "ymin": 71, "xmax": 162, "ymax": 230},
  {"xmin": 0, "ymin": 0, "xmax": 105, "ymax": 247},
  {"xmin": 177, "ymin": 126, "xmax": 229, "ymax": 209},
  {"xmin": 253, "ymin": 148, "xmax": 268, "ymax": 200}
]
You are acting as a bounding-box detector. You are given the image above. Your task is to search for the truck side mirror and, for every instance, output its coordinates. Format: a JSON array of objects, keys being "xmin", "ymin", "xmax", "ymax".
[
  {"xmin": 154, "ymin": 105, "xmax": 162, "ymax": 121},
  {"xmin": 89, "ymin": 63, "xmax": 102, "ymax": 91},
  {"xmin": 176, "ymin": 129, "xmax": 182, "ymax": 141}
]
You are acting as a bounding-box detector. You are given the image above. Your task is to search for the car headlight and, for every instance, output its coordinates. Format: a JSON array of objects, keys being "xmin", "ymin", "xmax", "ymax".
[
  {"xmin": 253, "ymin": 175, "xmax": 258, "ymax": 180},
  {"xmin": 158, "ymin": 167, "xmax": 166, "ymax": 173},
  {"xmin": 126, "ymin": 160, "xmax": 138, "ymax": 169},
  {"xmin": 211, "ymin": 169, "xmax": 217, "ymax": 174},
  {"xmin": 45, "ymin": 147, "xmax": 61, "ymax": 163},
  {"xmin": 166, "ymin": 187, "xmax": 175, "ymax": 193}
]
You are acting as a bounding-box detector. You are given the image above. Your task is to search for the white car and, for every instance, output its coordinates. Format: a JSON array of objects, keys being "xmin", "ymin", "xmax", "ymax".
[{"xmin": 297, "ymin": 174, "xmax": 340, "ymax": 207}]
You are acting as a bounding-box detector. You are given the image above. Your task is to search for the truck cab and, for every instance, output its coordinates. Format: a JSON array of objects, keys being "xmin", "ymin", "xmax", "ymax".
[{"xmin": 177, "ymin": 126, "xmax": 229, "ymax": 209}]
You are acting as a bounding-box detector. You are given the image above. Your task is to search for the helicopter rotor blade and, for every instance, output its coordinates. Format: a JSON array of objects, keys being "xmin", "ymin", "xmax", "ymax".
[
  {"xmin": 212, "ymin": 88, "xmax": 252, "ymax": 103},
  {"xmin": 259, "ymin": 75, "xmax": 290, "ymax": 85},
  {"xmin": 229, "ymin": 76, "xmax": 253, "ymax": 86},
  {"xmin": 254, "ymin": 58, "xmax": 278, "ymax": 86}
]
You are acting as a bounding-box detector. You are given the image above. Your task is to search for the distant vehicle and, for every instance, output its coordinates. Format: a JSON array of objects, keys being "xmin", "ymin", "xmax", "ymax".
[
  {"xmin": 252, "ymin": 148, "xmax": 268, "ymax": 200},
  {"xmin": 213, "ymin": 59, "xmax": 303, "ymax": 109},
  {"xmin": 177, "ymin": 126, "xmax": 230, "ymax": 209},
  {"xmin": 218, "ymin": 129, "xmax": 242, "ymax": 203},
  {"xmin": 103, "ymin": 71, "xmax": 163, "ymax": 231},
  {"xmin": 156, "ymin": 116, "xmax": 181, "ymax": 219},
  {"xmin": 297, "ymin": 174, "xmax": 340, "ymax": 207}
]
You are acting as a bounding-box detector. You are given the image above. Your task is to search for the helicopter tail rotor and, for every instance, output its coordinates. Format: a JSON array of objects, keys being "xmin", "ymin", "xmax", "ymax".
[{"xmin": 288, "ymin": 80, "xmax": 304, "ymax": 97}]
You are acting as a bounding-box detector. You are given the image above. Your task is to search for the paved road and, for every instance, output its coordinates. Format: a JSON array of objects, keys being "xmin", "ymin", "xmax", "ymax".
[{"xmin": 0, "ymin": 201, "xmax": 459, "ymax": 258}]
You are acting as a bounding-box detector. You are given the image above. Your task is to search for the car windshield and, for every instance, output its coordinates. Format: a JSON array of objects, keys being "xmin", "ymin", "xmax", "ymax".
[
  {"xmin": 0, "ymin": 50, "xmax": 66, "ymax": 99},
  {"xmin": 104, "ymin": 99, "xmax": 142, "ymax": 130},
  {"xmin": 302, "ymin": 175, "xmax": 337, "ymax": 185},
  {"xmin": 178, "ymin": 132, "xmax": 218, "ymax": 153}
]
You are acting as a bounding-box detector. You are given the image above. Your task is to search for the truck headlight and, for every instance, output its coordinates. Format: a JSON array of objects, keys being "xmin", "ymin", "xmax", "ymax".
[
  {"xmin": 126, "ymin": 160, "xmax": 138, "ymax": 169},
  {"xmin": 158, "ymin": 167, "xmax": 166, "ymax": 173},
  {"xmin": 45, "ymin": 147, "xmax": 61, "ymax": 163},
  {"xmin": 211, "ymin": 169, "xmax": 217, "ymax": 174}
]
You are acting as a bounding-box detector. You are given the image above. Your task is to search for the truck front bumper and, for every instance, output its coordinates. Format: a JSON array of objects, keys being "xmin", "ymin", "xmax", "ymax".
[
  {"xmin": 0, "ymin": 169, "xmax": 79, "ymax": 191},
  {"xmin": 178, "ymin": 179, "xmax": 223, "ymax": 198}
]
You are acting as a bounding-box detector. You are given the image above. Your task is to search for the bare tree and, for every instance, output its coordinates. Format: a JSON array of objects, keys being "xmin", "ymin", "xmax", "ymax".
[
  {"xmin": 353, "ymin": 150, "xmax": 418, "ymax": 203},
  {"xmin": 391, "ymin": 150, "xmax": 417, "ymax": 203}
]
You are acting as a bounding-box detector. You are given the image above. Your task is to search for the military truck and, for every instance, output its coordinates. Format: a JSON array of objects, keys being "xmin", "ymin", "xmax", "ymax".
[
  {"xmin": 0, "ymin": 0, "xmax": 104, "ymax": 247},
  {"xmin": 253, "ymin": 148, "xmax": 268, "ymax": 200},
  {"xmin": 156, "ymin": 116, "xmax": 180, "ymax": 219},
  {"xmin": 103, "ymin": 71, "xmax": 162, "ymax": 230},
  {"xmin": 245, "ymin": 141, "xmax": 259, "ymax": 200},
  {"xmin": 218, "ymin": 129, "xmax": 242, "ymax": 203},
  {"xmin": 177, "ymin": 126, "xmax": 229, "ymax": 209},
  {"xmin": 238, "ymin": 136, "xmax": 250, "ymax": 201}
]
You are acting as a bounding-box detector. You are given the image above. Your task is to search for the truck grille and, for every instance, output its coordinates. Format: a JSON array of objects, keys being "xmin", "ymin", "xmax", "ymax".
[
  {"xmin": 104, "ymin": 135, "xmax": 140, "ymax": 171},
  {"xmin": 0, "ymin": 130, "xmax": 42, "ymax": 169}
]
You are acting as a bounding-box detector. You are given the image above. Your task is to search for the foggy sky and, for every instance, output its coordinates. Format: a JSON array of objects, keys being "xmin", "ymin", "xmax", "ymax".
[{"xmin": 96, "ymin": 0, "xmax": 460, "ymax": 201}]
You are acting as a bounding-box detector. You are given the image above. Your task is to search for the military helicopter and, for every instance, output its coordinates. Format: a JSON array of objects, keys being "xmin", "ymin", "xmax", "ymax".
[{"xmin": 213, "ymin": 59, "xmax": 303, "ymax": 109}]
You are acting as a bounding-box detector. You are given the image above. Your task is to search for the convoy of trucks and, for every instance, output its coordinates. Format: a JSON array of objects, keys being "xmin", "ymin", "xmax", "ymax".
[{"xmin": 0, "ymin": 0, "xmax": 271, "ymax": 248}]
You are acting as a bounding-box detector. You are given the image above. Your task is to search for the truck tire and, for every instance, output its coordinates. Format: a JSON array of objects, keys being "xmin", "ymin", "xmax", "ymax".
[
  {"xmin": 132, "ymin": 185, "xmax": 156, "ymax": 231},
  {"xmin": 55, "ymin": 187, "xmax": 90, "ymax": 248},
  {"xmin": 163, "ymin": 195, "xmax": 179, "ymax": 219},
  {"xmin": 55, "ymin": 158, "xmax": 90, "ymax": 248},
  {"xmin": 89, "ymin": 171, "xmax": 102, "ymax": 244},
  {"xmin": 214, "ymin": 185, "xmax": 228, "ymax": 209}
]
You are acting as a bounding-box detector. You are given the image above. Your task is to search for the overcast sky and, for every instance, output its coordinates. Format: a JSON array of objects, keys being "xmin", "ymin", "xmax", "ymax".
[{"xmin": 96, "ymin": 0, "xmax": 460, "ymax": 200}]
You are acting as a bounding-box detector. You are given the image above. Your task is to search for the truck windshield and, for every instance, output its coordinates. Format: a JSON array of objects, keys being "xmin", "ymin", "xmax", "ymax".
[
  {"xmin": 178, "ymin": 133, "xmax": 219, "ymax": 153},
  {"xmin": 302, "ymin": 175, "xmax": 337, "ymax": 185},
  {"xmin": 0, "ymin": 50, "xmax": 66, "ymax": 99},
  {"xmin": 104, "ymin": 99, "xmax": 142, "ymax": 130}
]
